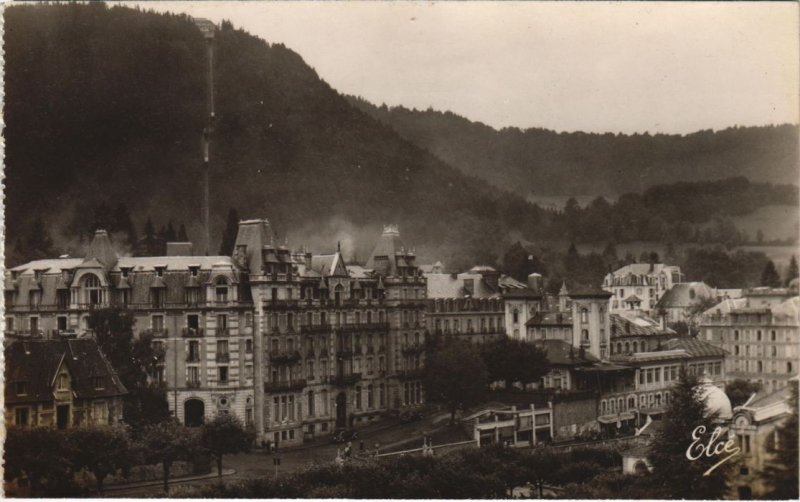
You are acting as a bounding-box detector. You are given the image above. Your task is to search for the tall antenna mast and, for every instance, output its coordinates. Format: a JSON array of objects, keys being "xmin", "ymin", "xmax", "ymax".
[{"xmin": 194, "ymin": 18, "xmax": 216, "ymax": 256}]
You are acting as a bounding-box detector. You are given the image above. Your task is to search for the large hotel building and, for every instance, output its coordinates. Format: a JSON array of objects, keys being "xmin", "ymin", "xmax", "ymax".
[{"xmin": 4, "ymin": 220, "xmax": 427, "ymax": 444}]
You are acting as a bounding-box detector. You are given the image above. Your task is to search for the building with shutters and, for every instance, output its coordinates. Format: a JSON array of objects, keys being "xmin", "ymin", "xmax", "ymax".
[{"xmin": 4, "ymin": 222, "xmax": 428, "ymax": 443}]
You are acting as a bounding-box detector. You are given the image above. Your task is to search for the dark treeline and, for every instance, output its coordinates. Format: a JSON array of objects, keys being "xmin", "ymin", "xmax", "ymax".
[{"xmin": 349, "ymin": 96, "xmax": 799, "ymax": 197}]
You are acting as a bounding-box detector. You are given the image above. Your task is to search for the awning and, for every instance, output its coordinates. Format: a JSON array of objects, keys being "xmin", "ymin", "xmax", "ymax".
[
  {"xmin": 597, "ymin": 411, "xmax": 636, "ymax": 424},
  {"xmin": 642, "ymin": 407, "xmax": 666, "ymax": 416}
]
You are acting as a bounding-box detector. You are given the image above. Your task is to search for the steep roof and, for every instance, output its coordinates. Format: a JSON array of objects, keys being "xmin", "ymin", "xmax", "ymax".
[
  {"xmin": 365, "ymin": 225, "xmax": 406, "ymax": 276},
  {"xmin": 310, "ymin": 252, "xmax": 349, "ymax": 277},
  {"xmin": 232, "ymin": 218, "xmax": 276, "ymax": 275},
  {"xmin": 611, "ymin": 263, "xmax": 679, "ymax": 277},
  {"xmin": 83, "ymin": 229, "xmax": 119, "ymax": 269},
  {"xmin": 5, "ymin": 339, "xmax": 127, "ymax": 405}
]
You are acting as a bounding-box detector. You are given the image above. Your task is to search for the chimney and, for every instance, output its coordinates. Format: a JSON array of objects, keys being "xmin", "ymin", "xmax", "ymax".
[{"xmin": 166, "ymin": 242, "xmax": 193, "ymax": 256}]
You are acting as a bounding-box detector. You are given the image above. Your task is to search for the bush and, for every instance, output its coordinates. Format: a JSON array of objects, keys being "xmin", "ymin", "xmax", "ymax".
[{"xmin": 191, "ymin": 453, "xmax": 212, "ymax": 475}]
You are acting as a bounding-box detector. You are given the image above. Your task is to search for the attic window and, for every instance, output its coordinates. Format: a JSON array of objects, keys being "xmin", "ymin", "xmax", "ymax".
[
  {"xmin": 155, "ymin": 266, "xmax": 166, "ymax": 278},
  {"xmin": 120, "ymin": 267, "xmax": 130, "ymax": 278},
  {"xmin": 57, "ymin": 374, "xmax": 69, "ymax": 391},
  {"xmin": 189, "ymin": 266, "xmax": 200, "ymax": 277},
  {"xmin": 15, "ymin": 381, "xmax": 28, "ymax": 396},
  {"xmin": 93, "ymin": 377, "xmax": 104, "ymax": 390}
]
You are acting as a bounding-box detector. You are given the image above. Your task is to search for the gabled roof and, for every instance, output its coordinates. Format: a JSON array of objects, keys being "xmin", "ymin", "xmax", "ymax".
[
  {"xmin": 623, "ymin": 295, "xmax": 643, "ymax": 303},
  {"xmin": 5, "ymin": 339, "xmax": 127, "ymax": 405},
  {"xmin": 310, "ymin": 252, "xmax": 349, "ymax": 277}
]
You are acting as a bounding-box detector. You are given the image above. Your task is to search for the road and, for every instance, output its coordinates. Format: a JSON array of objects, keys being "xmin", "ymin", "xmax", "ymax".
[{"xmin": 108, "ymin": 412, "xmax": 450, "ymax": 497}]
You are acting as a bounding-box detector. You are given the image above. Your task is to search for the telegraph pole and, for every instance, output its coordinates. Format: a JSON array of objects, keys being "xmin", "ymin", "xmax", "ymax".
[{"xmin": 194, "ymin": 18, "xmax": 216, "ymax": 256}]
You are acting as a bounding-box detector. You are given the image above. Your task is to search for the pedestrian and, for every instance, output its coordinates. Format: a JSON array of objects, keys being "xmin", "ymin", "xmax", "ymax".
[
  {"xmin": 359, "ymin": 439, "xmax": 364, "ymax": 451},
  {"xmin": 265, "ymin": 439, "xmax": 271, "ymax": 454},
  {"xmin": 344, "ymin": 441, "xmax": 352, "ymax": 458}
]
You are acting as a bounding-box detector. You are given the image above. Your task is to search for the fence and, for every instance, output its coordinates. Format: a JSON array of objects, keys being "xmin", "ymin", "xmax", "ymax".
[{"xmin": 376, "ymin": 439, "xmax": 478, "ymax": 458}]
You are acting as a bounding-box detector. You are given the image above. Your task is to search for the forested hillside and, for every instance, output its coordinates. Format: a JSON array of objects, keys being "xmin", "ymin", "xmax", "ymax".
[
  {"xmin": 5, "ymin": 4, "xmax": 797, "ymax": 274},
  {"xmin": 4, "ymin": 3, "xmax": 541, "ymax": 268},
  {"xmin": 348, "ymin": 97, "xmax": 799, "ymax": 197}
]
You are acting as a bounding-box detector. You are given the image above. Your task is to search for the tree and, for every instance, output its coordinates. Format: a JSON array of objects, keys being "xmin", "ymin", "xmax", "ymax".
[
  {"xmin": 4, "ymin": 427, "xmax": 78, "ymax": 496},
  {"xmin": 521, "ymin": 449, "xmax": 560, "ymax": 498},
  {"xmin": 647, "ymin": 370, "xmax": 730, "ymax": 499},
  {"xmin": 481, "ymin": 337, "xmax": 551, "ymax": 390},
  {"xmin": 89, "ymin": 308, "xmax": 169, "ymax": 429},
  {"xmin": 785, "ymin": 255, "xmax": 798, "ymax": 287},
  {"xmin": 724, "ymin": 379, "xmax": 761, "ymax": 408},
  {"xmin": 423, "ymin": 339, "xmax": 488, "ymax": 425},
  {"xmin": 219, "ymin": 207, "xmax": 240, "ymax": 256},
  {"xmin": 761, "ymin": 260, "xmax": 781, "ymax": 287},
  {"xmin": 112, "ymin": 203, "xmax": 138, "ymax": 246},
  {"xmin": 761, "ymin": 380, "xmax": 799, "ymax": 499},
  {"xmin": 177, "ymin": 223, "xmax": 189, "ymax": 242},
  {"xmin": 68, "ymin": 425, "xmax": 132, "ymax": 494},
  {"xmin": 200, "ymin": 413, "xmax": 255, "ymax": 476},
  {"xmin": 26, "ymin": 216, "xmax": 55, "ymax": 260},
  {"xmin": 141, "ymin": 419, "xmax": 198, "ymax": 493}
]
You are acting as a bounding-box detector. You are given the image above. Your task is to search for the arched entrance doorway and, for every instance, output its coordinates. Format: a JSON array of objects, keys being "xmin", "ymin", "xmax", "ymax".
[
  {"xmin": 184, "ymin": 399, "xmax": 205, "ymax": 427},
  {"xmin": 335, "ymin": 392, "xmax": 347, "ymax": 429}
]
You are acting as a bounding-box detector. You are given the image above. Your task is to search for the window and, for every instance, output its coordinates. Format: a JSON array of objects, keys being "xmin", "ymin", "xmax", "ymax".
[
  {"xmin": 185, "ymin": 288, "xmax": 200, "ymax": 305},
  {"xmin": 57, "ymin": 373, "xmax": 69, "ymax": 390},
  {"xmin": 513, "ymin": 309, "xmax": 519, "ymax": 324},
  {"xmin": 217, "ymin": 314, "xmax": 228, "ymax": 333},
  {"xmin": 580, "ymin": 308, "xmax": 588, "ymax": 323},
  {"xmin": 215, "ymin": 282, "xmax": 229, "ymax": 303},
  {"xmin": 187, "ymin": 366, "xmax": 200, "ymax": 385},
  {"xmin": 245, "ymin": 339, "xmax": 253, "ymax": 353},
  {"xmin": 152, "ymin": 315, "xmax": 164, "ymax": 332},
  {"xmin": 219, "ymin": 366, "xmax": 229, "ymax": 384},
  {"xmin": 771, "ymin": 330, "xmax": 777, "ymax": 341},
  {"xmin": 245, "ymin": 364, "xmax": 253, "ymax": 380},
  {"xmin": 93, "ymin": 377, "xmax": 104, "ymax": 390},
  {"xmin": 30, "ymin": 316, "xmax": 39, "ymax": 334},
  {"xmin": 308, "ymin": 391, "xmax": 315, "ymax": 417},
  {"xmin": 15, "ymin": 381, "xmax": 28, "ymax": 396},
  {"xmin": 188, "ymin": 340, "xmax": 200, "ymax": 362},
  {"xmin": 788, "ymin": 362, "xmax": 794, "ymax": 374},
  {"xmin": 15, "ymin": 408, "xmax": 29, "ymax": 427}
]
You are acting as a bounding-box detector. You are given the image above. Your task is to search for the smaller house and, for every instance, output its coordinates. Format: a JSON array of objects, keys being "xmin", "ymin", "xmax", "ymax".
[
  {"xmin": 463, "ymin": 403, "xmax": 554, "ymax": 447},
  {"xmin": 4, "ymin": 339, "xmax": 127, "ymax": 429},
  {"xmin": 533, "ymin": 339, "xmax": 598, "ymax": 391},
  {"xmin": 728, "ymin": 383, "xmax": 796, "ymax": 499}
]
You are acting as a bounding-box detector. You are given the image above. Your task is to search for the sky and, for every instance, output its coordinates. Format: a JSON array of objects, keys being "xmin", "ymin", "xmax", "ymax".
[{"xmin": 124, "ymin": 1, "xmax": 798, "ymax": 134}]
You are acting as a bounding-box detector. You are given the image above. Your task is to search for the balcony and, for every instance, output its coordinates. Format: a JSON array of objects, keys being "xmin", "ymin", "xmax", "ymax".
[
  {"xmin": 332, "ymin": 373, "xmax": 362, "ymax": 386},
  {"xmin": 215, "ymin": 328, "xmax": 230, "ymax": 337},
  {"xmin": 186, "ymin": 354, "xmax": 201, "ymax": 363},
  {"xmin": 182, "ymin": 328, "xmax": 204, "ymax": 338},
  {"xmin": 402, "ymin": 343, "xmax": 425, "ymax": 355},
  {"xmin": 216, "ymin": 353, "xmax": 230, "ymax": 363},
  {"xmin": 142, "ymin": 328, "xmax": 169, "ymax": 338},
  {"xmin": 300, "ymin": 324, "xmax": 332, "ymax": 335},
  {"xmin": 264, "ymin": 379, "xmax": 307, "ymax": 393},
  {"xmin": 366, "ymin": 346, "xmax": 375, "ymax": 355},
  {"xmin": 336, "ymin": 349, "xmax": 353, "ymax": 359},
  {"xmin": 397, "ymin": 369, "xmax": 425, "ymax": 381},
  {"xmin": 378, "ymin": 345, "xmax": 387, "ymax": 354},
  {"xmin": 269, "ymin": 350, "xmax": 301, "ymax": 365},
  {"xmin": 187, "ymin": 380, "xmax": 201, "ymax": 389},
  {"xmin": 264, "ymin": 299, "xmax": 302, "ymax": 310},
  {"xmin": 336, "ymin": 322, "xmax": 391, "ymax": 333}
]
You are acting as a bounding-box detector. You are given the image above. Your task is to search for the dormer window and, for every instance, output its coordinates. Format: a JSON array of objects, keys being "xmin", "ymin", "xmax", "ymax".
[
  {"xmin": 215, "ymin": 278, "xmax": 229, "ymax": 303},
  {"xmin": 82, "ymin": 274, "xmax": 104, "ymax": 306},
  {"xmin": 189, "ymin": 266, "xmax": 199, "ymax": 277},
  {"xmin": 121, "ymin": 267, "xmax": 130, "ymax": 278},
  {"xmin": 57, "ymin": 374, "xmax": 69, "ymax": 391},
  {"xmin": 155, "ymin": 266, "xmax": 165, "ymax": 278},
  {"xmin": 93, "ymin": 376, "xmax": 104, "ymax": 390}
]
